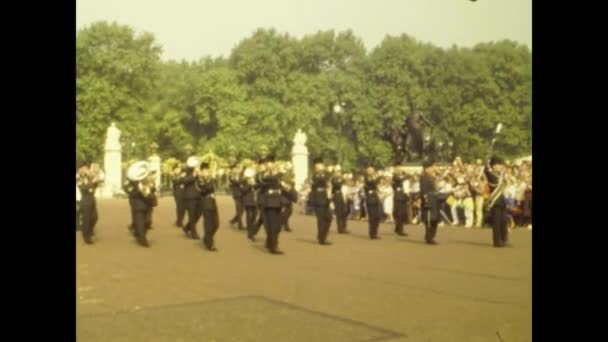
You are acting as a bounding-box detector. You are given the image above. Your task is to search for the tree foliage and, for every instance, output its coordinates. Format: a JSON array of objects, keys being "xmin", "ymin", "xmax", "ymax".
[{"xmin": 77, "ymin": 22, "xmax": 532, "ymax": 166}]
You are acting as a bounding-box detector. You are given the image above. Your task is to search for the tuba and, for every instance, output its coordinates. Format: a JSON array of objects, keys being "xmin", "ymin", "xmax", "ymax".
[{"xmin": 127, "ymin": 161, "xmax": 154, "ymax": 197}]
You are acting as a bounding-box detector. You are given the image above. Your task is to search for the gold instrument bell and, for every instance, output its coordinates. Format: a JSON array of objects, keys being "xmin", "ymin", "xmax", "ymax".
[
  {"xmin": 186, "ymin": 156, "xmax": 201, "ymax": 169},
  {"xmin": 243, "ymin": 167, "xmax": 256, "ymax": 179},
  {"xmin": 127, "ymin": 161, "xmax": 153, "ymax": 182}
]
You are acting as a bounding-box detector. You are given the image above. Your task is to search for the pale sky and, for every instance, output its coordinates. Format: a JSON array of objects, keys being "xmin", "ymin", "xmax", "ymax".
[{"xmin": 76, "ymin": 0, "xmax": 532, "ymax": 61}]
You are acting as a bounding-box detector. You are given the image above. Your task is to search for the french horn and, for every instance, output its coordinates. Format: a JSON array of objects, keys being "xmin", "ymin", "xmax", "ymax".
[{"xmin": 127, "ymin": 161, "xmax": 152, "ymax": 182}]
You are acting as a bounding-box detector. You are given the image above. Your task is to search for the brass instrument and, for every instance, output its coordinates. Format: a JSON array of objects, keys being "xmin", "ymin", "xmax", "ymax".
[
  {"xmin": 127, "ymin": 161, "xmax": 155, "ymax": 197},
  {"xmin": 281, "ymin": 180, "xmax": 291, "ymax": 191},
  {"xmin": 187, "ymin": 156, "xmax": 201, "ymax": 169},
  {"xmin": 138, "ymin": 181, "xmax": 152, "ymax": 197},
  {"xmin": 243, "ymin": 167, "xmax": 256, "ymax": 185}
]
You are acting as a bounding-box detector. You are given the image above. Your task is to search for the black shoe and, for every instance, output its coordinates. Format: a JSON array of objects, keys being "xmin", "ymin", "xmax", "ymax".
[
  {"xmin": 270, "ymin": 249, "xmax": 284, "ymax": 255},
  {"xmin": 320, "ymin": 241, "xmax": 332, "ymax": 246},
  {"xmin": 138, "ymin": 239, "xmax": 150, "ymax": 248},
  {"xmin": 370, "ymin": 236, "xmax": 381, "ymax": 240},
  {"xmin": 248, "ymin": 235, "xmax": 256, "ymax": 242},
  {"xmin": 285, "ymin": 228, "xmax": 292, "ymax": 232},
  {"xmin": 426, "ymin": 240, "xmax": 438, "ymax": 245},
  {"xmin": 191, "ymin": 233, "xmax": 201, "ymax": 240},
  {"xmin": 83, "ymin": 237, "xmax": 94, "ymax": 245},
  {"xmin": 175, "ymin": 222, "xmax": 182, "ymax": 228},
  {"xmin": 206, "ymin": 246, "xmax": 218, "ymax": 252},
  {"xmin": 396, "ymin": 232, "xmax": 408, "ymax": 236}
]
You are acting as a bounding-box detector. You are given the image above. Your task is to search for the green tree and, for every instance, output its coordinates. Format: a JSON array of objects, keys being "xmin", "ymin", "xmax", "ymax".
[{"xmin": 76, "ymin": 21, "xmax": 162, "ymax": 161}]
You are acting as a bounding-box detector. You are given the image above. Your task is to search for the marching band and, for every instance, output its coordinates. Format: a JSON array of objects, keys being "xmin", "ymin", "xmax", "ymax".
[{"xmin": 76, "ymin": 151, "xmax": 515, "ymax": 252}]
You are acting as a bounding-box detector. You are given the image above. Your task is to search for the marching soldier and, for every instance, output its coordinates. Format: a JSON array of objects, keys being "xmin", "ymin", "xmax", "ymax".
[
  {"xmin": 364, "ymin": 163, "xmax": 382, "ymax": 239},
  {"xmin": 76, "ymin": 170, "xmax": 82, "ymax": 231},
  {"xmin": 196, "ymin": 162, "xmax": 220, "ymax": 251},
  {"xmin": 77, "ymin": 161, "xmax": 100, "ymax": 244},
  {"xmin": 124, "ymin": 161, "xmax": 157, "ymax": 247},
  {"xmin": 420, "ymin": 160, "xmax": 440, "ymax": 245},
  {"xmin": 123, "ymin": 177, "xmax": 137, "ymax": 236},
  {"xmin": 182, "ymin": 157, "xmax": 202, "ymax": 239},
  {"xmin": 331, "ymin": 165, "xmax": 349, "ymax": 234},
  {"xmin": 228, "ymin": 163, "xmax": 245, "ymax": 230},
  {"xmin": 144, "ymin": 171, "xmax": 158, "ymax": 231},
  {"xmin": 260, "ymin": 155, "xmax": 284, "ymax": 254},
  {"xmin": 250, "ymin": 157, "xmax": 267, "ymax": 240},
  {"xmin": 172, "ymin": 164, "xmax": 187, "ymax": 228},
  {"xmin": 280, "ymin": 162, "xmax": 297, "ymax": 232},
  {"xmin": 484, "ymin": 156, "xmax": 510, "ymax": 247},
  {"xmin": 241, "ymin": 164, "xmax": 258, "ymax": 240},
  {"xmin": 310, "ymin": 157, "xmax": 333, "ymax": 245},
  {"xmin": 392, "ymin": 161, "xmax": 410, "ymax": 236}
]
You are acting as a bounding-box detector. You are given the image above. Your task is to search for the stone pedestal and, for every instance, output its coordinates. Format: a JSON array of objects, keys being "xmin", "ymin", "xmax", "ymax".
[
  {"xmin": 148, "ymin": 154, "xmax": 161, "ymax": 189},
  {"xmin": 101, "ymin": 123, "xmax": 122, "ymax": 198},
  {"xmin": 291, "ymin": 129, "xmax": 309, "ymax": 192}
]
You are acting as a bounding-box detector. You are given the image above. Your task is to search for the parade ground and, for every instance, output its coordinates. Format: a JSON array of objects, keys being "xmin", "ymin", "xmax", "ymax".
[{"xmin": 76, "ymin": 196, "xmax": 532, "ymax": 342}]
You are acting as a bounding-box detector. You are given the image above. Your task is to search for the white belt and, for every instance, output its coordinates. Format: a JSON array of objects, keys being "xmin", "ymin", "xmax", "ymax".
[{"xmin": 267, "ymin": 189, "xmax": 281, "ymax": 194}]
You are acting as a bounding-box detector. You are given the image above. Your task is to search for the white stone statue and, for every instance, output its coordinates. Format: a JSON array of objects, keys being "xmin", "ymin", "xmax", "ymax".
[
  {"xmin": 101, "ymin": 122, "xmax": 123, "ymax": 198},
  {"xmin": 294, "ymin": 129, "xmax": 307, "ymax": 145},
  {"xmin": 291, "ymin": 129, "xmax": 309, "ymax": 192},
  {"xmin": 104, "ymin": 122, "xmax": 122, "ymax": 151}
]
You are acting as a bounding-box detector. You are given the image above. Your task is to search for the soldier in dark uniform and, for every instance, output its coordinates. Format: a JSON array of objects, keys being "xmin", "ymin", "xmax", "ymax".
[
  {"xmin": 420, "ymin": 160, "xmax": 440, "ymax": 245},
  {"xmin": 260, "ymin": 155, "xmax": 284, "ymax": 254},
  {"xmin": 144, "ymin": 171, "xmax": 158, "ymax": 232},
  {"xmin": 228, "ymin": 163, "xmax": 245, "ymax": 230},
  {"xmin": 392, "ymin": 162, "xmax": 410, "ymax": 236},
  {"xmin": 364, "ymin": 163, "xmax": 382, "ymax": 239},
  {"xmin": 124, "ymin": 163, "xmax": 157, "ymax": 247},
  {"xmin": 77, "ymin": 161, "xmax": 100, "ymax": 244},
  {"xmin": 331, "ymin": 165, "xmax": 349, "ymax": 234},
  {"xmin": 250, "ymin": 158, "xmax": 267, "ymax": 240},
  {"xmin": 241, "ymin": 165, "xmax": 258, "ymax": 240},
  {"xmin": 484, "ymin": 156, "xmax": 510, "ymax": 247},
  {"xmin": 310, "ymin": 158, "xmax": 333, "ymax": 245},
  {"xmin": 123, "ymin": 178, "xmax": 137, "ymax": 236},
  {"xmin": 196, "ymin": 162, "xmax": 220, "ymax": 251},
  {"xmin": 182, "ymin": 159, "xmax": 202, "ymax": 239},
  {"xmin": 280, "ymin": 163, "xmax": 297, "ymax": 232},
  {"xmin": 172, "ymin": 164, "xmax": 186, "ymax": 228}
]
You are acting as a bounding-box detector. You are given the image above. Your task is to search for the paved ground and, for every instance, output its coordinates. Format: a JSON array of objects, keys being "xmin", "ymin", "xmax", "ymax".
[{"xmin": 76, "ymin": 196, "xmax": 531, "ymax": 342}]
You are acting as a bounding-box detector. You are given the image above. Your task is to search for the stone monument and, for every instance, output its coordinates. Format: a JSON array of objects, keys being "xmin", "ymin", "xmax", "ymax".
[
  {"xmin": 101, "ymin": 122, "xmax": 122, "ymax": 198},
  {"xmin": 291, "ymin": 129, "xmax": 309, "ymax": 192},
  {"xmin": 148, "ymin": 143, "xmax": 161, "ymax": 190}
]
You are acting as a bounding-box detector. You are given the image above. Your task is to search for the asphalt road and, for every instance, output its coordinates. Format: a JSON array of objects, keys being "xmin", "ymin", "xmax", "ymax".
[{"xmin": 76, "ymin": 196, "xmax": 531, "ymax": 342}]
